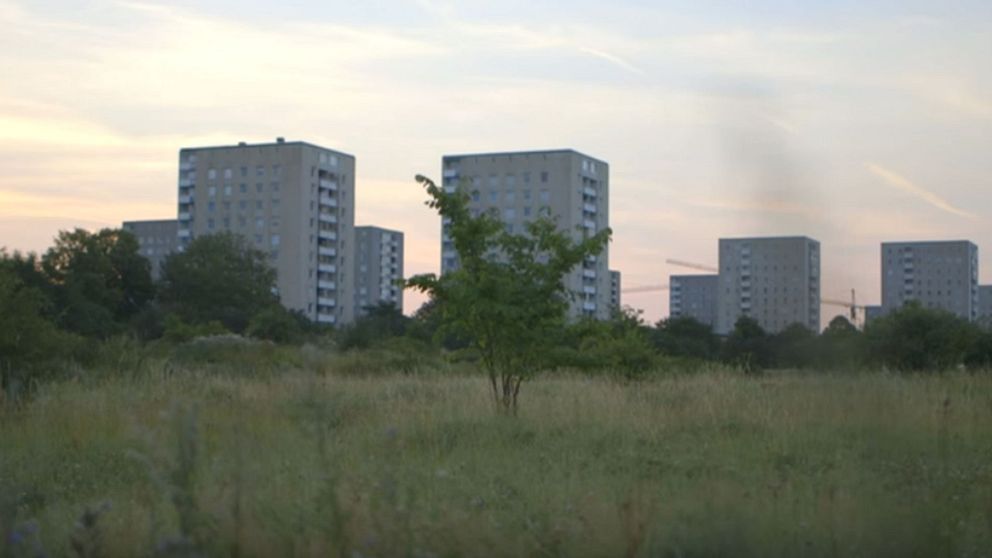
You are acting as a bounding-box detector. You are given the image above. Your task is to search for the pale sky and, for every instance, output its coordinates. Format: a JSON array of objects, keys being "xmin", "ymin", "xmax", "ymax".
[{"xmin": 1, "ymin": 0, "xmax": 990, "ymax": 324}]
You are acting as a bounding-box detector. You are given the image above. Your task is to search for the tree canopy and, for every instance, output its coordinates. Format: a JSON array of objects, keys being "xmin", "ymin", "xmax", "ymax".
[{"xmin": 159, "ymin": 233, "xmax": 279, "ymax": 333}]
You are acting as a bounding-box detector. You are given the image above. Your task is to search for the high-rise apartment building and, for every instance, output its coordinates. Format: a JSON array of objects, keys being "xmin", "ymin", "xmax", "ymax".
[
  {"xmin": 979, "ymin": 285, "xmax": 992, "ymax": 328},
  {"xmin": 439, "ymin": 150, "xmax": 610, "ymax": 320},
  {"xmin": 716, "ymin": 236, "xmax": 820, "ymax": 335},
  {"xmin": 354, "ymin": 226, "xmax": 404, "ymax": 316},
  {"xmin": 176, "ymin": 138, "xmax": 355, "ymax": 325},
  {"xmin": 880, "ymin": 241, "xmax": 978, "ymax": 321},
  {"xmin": 669, "ymin": 274, "xmax": 718, "ymax": 329},
  {"xmin": 609, "ymin": 270, "xmax": 621, "ymax": 312},
  {"xmin": 122, "ymin": 219, "xmax": 177, "ymax": 280}
]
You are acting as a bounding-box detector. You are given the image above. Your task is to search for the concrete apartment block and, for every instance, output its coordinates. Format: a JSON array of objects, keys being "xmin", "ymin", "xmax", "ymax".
[
  {"xmin": 354, "ymin": 226, "xmax": 404, "ymax": 317},
  {"xmin": 880, "ymin": 241, "xmax": 979, "ymax": 321},
  {"xmin": 864, "ymin": 305, "xmax": 883, "ymax": 326},
  {"xmin": 669, "ymin": 274, "xmax": 718, "ymax": 329},
  {"xmin": 979, "ymin": 285, "xmax": 992, "ymax": 328},
  {"xmin": 176, "ymin": 138, "xmax": 355, "ymax": 325},
  {"xmin": 440, "ymin": 149, "xmax": 611, "ymax": 320},
  {"xmin": 122, "ymin": 219, "xmax": 178, "ymax": 280},
  {"xmin": 716, "ymin": 236, "xmax": 821, "ymax": 335},
  {"xmin": 609, "ymin": 270, "xmax": 621, "ymax": 312}
]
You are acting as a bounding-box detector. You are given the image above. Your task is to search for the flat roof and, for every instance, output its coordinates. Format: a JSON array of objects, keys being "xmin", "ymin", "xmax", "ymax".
[
  {"xmin": 355, "ymin": 225, "xmax": 404, "ymax": 235},
  {"xmin": 881, "ymin": 239, "xmax": 976, "ymax": 246},
  {"xmin": 180, "ymin": 139, "xmax": 355, "ymax": 158},
  {"xmin": 670, "ymin": 274, "xmax": 719, "ymax": 279},
  {"xmin": 443, "ymin": 148, "xmax": 608, "ymax": 165},
  {"xmin": 123, "ymin": 219, "xmax": 178, "ymax": 225},
  {"xmin": 718, "ymin": 236, "xmax": 819, "ymax": 243}
]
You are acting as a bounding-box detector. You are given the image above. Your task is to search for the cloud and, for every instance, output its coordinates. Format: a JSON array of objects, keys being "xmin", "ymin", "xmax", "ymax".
[{"xmin": 865, "ymin": 163, "xmax": 977, "ymax": 219}]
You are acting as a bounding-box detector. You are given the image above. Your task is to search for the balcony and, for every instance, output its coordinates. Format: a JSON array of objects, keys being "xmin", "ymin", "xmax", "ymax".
[
  {"xmin": 318, "ymin": 212, "xmax": 337, "ymax": 224},
  {"xmin": 583, "ymin": 219, "xmax": 596, "ymax": 229},
  {"xmin": 583, "ymin": 186, "xmax": 596, "ymax": 197},
  {"xmin": 318, "ymin": 280, "xmax": 335, "ymax": 289},
  {"xmin": 583, "ymin": 203, "xmax": 597, "ymax": 213},
  {"xmin": 178, "ymin": 212, "xmax": 191, "ymax": 221},
  {"xmin": 319, "ymin": 195, "xmax": 337, "ymax": 207},
  {"xmin": 319, "ymin": 179, "xmax": 338, "ymax": 191},
  {"xmin": 582, "ymin": 269, "xmax": 596, "ymax": 279},
  {"xmin": 179, "ymin": 177, "xmax": 194, "ymax": 187},
  {"xmin": 178, "ymin": 229, "xmax": 191, "ymax": 238},
  {"xmin": 318, "ymin": 229, "xmax": 337, "ymax": 240},
  {"xmin": 583, "ymin": 285, "xmax": 596, "ymax": 294},
  {"xmin": 582, "ymin": 302, "xmax": 596, "ymax": 311},
  {"xmin": 316, "ymin": 313, "xmax": 336, "ymax": 324},
  {"xmin": 318, "ymin": 246, "xmax": 336, "ymax": 257},
  {"xmin": 178, "ymin": 194, "xmax": 193, "ymax": 204},
  {"xmin": 317, "ymin": 297, "xmax": 336, "ymax": 307},
  {"xmin": 179, "ymin": 161, "xmax": 194, "ymax": 171},
  {"xmin": 318, "ymin": 263, "xmax": 336, "ymax": 273},
  {"xmin": 443, "ymin": 168, "xmax": 459, "ymax": 178}
]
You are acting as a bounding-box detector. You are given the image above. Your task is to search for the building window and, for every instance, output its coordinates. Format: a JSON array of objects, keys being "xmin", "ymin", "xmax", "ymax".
[
  {"xmin": 223, "ymin": 185, "xmax": 232, "ymax": 196},
  {"xmin": 256, "ymin": 183, "xmax": 264, "ymax": 193},
  {"xmin": 207, "ymin": 201, "xmax": 215, "ymax": 212},
  {"xmin": 208, "ymin": 186, "xmax": 216, "ymax": 197},
  {"xmin": 524, "ymin": 206, "xmax": 532, "ymax": 217},
  {"xmin": 489, "ymin": 190, "xmax": 499, "ymax": 203},
  {"xmin": 256, "ymin": 165, "xmax": 265, "ymax": 176},
  {"xmin": 239, "ymin": 183, "xmax": 247, "ymax": 193},
  {"xmin": 272, "ymin": 165, "xmax": 281, "ymax": 177},
  {"xmin": 224, "ymin": 168, "xmax": 232, "ymax": 179},
  {"xmin": 540, "ymin": 171, "xmax": 549, "ymax": 183},
  {"xmin": 208, "ymin": 168, "xmax": 217, "ymax": 180},
  {"xmin": 505, "ymin": 190, "xmax": 515, "ymax": 203},
  {"xmin": 207, "ymin": 218, "xmax": 214, "ymax": 230},
  {"xmin": 539, "ymin": 189, "xmax": 550, "ymax": 203},
  {"xmin": 471, "ymin": 190, "xmax": 480, "ymax": 202},
  {"xmin": 489, "ymin": 174, "xmax": 499, "ymax": 187},
  {"xmin": 256, "ymin": 201, "xmax": 263, "ymax": 210},
  {"xmin": 504, "ymin": 208, "xmax": 516, "ymax": 220},
  {"xmin": 239, "ymin": 200, "xmax": 247, "ymax": 210},
  {"xmin": 256, "ymin": 218, "xmax": 265, "ymax": 228},
  {"xmin": 240, "ymin": 166, "xmax": 247, "ymax": 177},
  {"xmin": 271, "ymin": 234, "xmax": 281, "ymax": 246}
]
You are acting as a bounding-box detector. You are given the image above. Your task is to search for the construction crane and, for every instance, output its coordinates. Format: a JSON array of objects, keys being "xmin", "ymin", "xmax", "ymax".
[
  {"xmin": 821, "ymin": 289, "xmax": 867, "ymax": 327},
  {"xmin": 665, "ymin": 258, "xmax": 869, "ymax": 327},
  {"xmin": 621, "ymin": 284, "xmax": 669, "ymax": 294},
  {"xmin": 666, "ymin": 258, "xmax": 719, "ymax": 273}
]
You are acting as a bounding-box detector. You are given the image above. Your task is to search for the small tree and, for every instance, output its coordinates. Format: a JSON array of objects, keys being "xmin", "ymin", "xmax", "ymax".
[
  {"xmin": 159, "ymin": 233, "xmax": 278, "ymax": 333},
  {"xmin": 405, "ymin": 175, "xmax": 610, "ymax": 412}
]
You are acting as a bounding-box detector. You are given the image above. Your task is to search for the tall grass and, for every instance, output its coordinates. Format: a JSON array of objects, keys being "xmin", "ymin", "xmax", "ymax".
[{"xmin": 2, "ymin": 363, "xmax": 992, "ymax": 556}]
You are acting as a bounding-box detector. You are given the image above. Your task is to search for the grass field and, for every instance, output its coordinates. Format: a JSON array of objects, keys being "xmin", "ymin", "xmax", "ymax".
[{"xmin": 3, "ymin": 362, "xmax": 992, "ymax": 557}]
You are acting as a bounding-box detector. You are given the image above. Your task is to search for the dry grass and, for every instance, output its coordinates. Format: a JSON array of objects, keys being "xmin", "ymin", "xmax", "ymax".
[{"xmin": 3, "ymin": 366, "xmax": 992, "ymax": 556}]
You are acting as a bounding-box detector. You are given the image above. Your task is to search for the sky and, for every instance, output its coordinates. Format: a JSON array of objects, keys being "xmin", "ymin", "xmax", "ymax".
[{"xmin": 1, "ymin": 0, "xmax": 990, "ymax": 324}]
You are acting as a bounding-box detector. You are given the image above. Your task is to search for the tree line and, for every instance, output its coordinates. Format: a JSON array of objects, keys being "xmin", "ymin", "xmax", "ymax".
[{"xmin": 3, "ymin": 177, "xmax": 992, "ymax": 403}]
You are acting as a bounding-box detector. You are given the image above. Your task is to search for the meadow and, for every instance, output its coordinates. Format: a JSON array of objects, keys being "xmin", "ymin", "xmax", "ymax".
[{"xmin": 3, "ymin": 345, "xmax": 992, "ymax": 557}]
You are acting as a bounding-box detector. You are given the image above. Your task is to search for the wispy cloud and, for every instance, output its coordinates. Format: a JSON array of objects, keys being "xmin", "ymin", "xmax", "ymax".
[
  {"xmin": 865, "ymin": 163, "xmax": 977, "ymax": 219},
  {"xmin": 577, "ymin": 46, "xmax": 646, "ymax": 76}
]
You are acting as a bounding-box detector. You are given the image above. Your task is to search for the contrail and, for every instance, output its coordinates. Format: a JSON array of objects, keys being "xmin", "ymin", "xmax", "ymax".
[
  {"xmin": 865, "ymin": 162, "xmax": 976, "ymax": 219},
  {"xmin": 578, "ymin": 46, "xmax": 646, "ymax": 76}
]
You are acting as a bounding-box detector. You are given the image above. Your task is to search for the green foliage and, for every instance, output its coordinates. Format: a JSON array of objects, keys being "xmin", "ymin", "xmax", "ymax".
[
  {"xmin": 554, "ymin": 307, "xmax": 658, "ymax": 378},
  {"xmin": 159, "ymin": 233, "xmax": 278, "ymax": 333},
  {"xmin": 722, "ymin": 316, "xmax": 771, "ymax": 373},
  {"xmin": 0, "ymin": 267, "xmax": 75, "ymax": 396},
  {"xmin": 163, "ymin": 314, "xmax": 228, "ymax": 344},
  {"xmin": 652, "ymin": 316, "xmax": 720, "ymax": 360},
  {"xmin": 769, "ymin": 323, "xmax": 817, "ymax": 369},
  {"xmin": 863, "ymin": 302, "xmax": 984, "ymax": 371},
  {"xmin": 405, "ymin": 175, "xmax": 611, "ymax": 411},
  {"xmin": 337, "ymin": 302, "xmax": 410, "ymax": 351},
  {"xmin": 40, "ymin": 228, "xmax": 154, "ymax": 338},
  {"xmin": 815, "ymin": 315, "xmax": 864, "ymax": 369},
  {"xmin": 246, "ymin": 306, "xmax": 304, "ymax": 344}
]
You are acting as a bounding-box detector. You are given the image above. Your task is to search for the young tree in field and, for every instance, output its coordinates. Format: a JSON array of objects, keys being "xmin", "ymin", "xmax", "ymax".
[
  {"xmin": 41, "ymin": 228, "xmax": 154, "ymax": 338},
  {"xmin": 405, "ymin": 175, "xmax": 610, "ymax": 413},
  {"xmin": 159, "ymin": 233, "xmax": 278, "ymax": 333}
]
